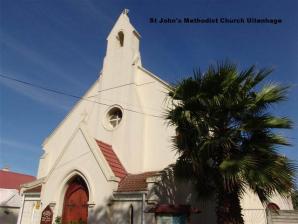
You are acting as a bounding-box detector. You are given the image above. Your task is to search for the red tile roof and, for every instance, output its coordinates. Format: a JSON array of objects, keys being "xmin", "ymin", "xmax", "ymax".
[
  {"xmin": 0, "ymin": 170, "xmax": 36, "ymax": 190},
  {"xmin": 117, "ymin": 171, "xmax": 159, "ymax": 192},
  {"xmin": 95, "ymin": 139, "xmax": 159, "ymax": 192},
  {"xmin": 95, "ymin": 140, "xmax": 127, "ymax": 180}
]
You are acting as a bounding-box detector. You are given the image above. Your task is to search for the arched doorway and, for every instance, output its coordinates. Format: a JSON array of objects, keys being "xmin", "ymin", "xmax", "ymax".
[
  {"xmin": 62, "ymin": 176, "xmax": 89, "ymax": 224},
  {"xmin": 266, "ymin": 202, "xmax": 280, "ymax": 212}
]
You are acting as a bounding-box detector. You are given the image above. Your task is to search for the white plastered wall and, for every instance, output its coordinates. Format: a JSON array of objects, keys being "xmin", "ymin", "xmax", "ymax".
[
  {"xmin": 135, "ymin": 67, "xmax": 177, "ymax": 171},
  {"xmin": 241, "ymin": 188, "xmax": 293, "ymax": 210},
  {"xmin": 19, "ymin": 196, "xmax": 41, "ymax": 224},
  {"xmin": 240, "ymin": 188, "xmax": 293, "ymax": 224},
  {"xmin": 38, "ymin": 80, "xmax": 100, "ymax": 178}
]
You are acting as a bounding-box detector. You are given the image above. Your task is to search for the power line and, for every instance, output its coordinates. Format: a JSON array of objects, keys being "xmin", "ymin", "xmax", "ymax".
[
  {"xmin": 87, "ymin": 81, "xmax": 164, "ymax": 113},
  {"xmin": 89, "ymin": 80, "xmax": 155, "ymax": 96},
  {"xmin": 0, "ymin": 73, "xmax": 164, "ymax": 119}
]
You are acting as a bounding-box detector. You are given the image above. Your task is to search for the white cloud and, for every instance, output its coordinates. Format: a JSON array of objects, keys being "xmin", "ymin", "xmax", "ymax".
[
  {"xmin": 0, "ymin": 33, "xmax": 86, "ymax": 88},
  {"xmin": 71, "ymin": 0, "xmax": 113, "ymax": 24},
  {"xmin": 0, "ymin": 138, "xmax": 39, "ymax": 154}
]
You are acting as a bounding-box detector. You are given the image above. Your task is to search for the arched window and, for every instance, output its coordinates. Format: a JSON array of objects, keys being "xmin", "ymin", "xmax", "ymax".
[
  {"xmin": 129, "ymin": 204, "xmax": 134, "ymax": 224},
  {"xmin": 117, "ymin": 31, "xmax": 124, "ymax": 47},
  {"xmin": 267, "ymin": 202, "xmax": 280, "ymax": 211}
]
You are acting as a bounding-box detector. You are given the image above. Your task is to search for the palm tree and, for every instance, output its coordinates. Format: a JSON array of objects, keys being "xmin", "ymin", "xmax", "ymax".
[
  {"xmin": 166, "ymin": 62, "xmax": 296, "ymax": 224},
  {"xmin": 292, "ymin": 189, "xmax": 298, "ymax": 209}
]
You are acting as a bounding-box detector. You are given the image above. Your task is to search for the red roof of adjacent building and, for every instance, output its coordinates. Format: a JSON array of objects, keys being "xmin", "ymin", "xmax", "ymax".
[
  {"xmin": 0, "ymin": 170, "xmax": 36, "ymax": 190},
  {"xmin": 95, "ymin": 140, "xmax": 127, "ymax": 180},
  {"xmin": 117, "ymin": 171, "xmax": 159, "ymax": 192}
]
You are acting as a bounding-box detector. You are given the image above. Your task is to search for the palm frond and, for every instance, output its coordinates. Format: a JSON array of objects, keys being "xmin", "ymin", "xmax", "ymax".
[{"xmin": 165, "ymin": 61, "xmax": 296, "ymax": 213}]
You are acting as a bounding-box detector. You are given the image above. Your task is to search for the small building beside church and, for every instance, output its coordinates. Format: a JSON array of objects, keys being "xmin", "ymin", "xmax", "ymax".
[
  {"xmin": 0, "ymin": 168, "xmax": 35, "ymax": 224},
  {"xmin": 18, "ymin": 10, "xmax": 294, "ymax": 224}
]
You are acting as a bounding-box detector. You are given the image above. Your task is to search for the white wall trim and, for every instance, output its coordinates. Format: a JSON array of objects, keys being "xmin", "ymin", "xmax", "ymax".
[
  {"xmin": 44, "ymin": 121, "xmax": 118, "ymax": 184},
  {"xmin": 20, "ymin": 178, "xmax": 45, "ymax": 194},
  {"xmin": 42, "ymin": 78, "xmax": 100, "ymax": 147},
  {"xmin": 79, "ymin": 123, "xmax": 119, "ymax": 182},
  {"xmin": 137, "ymin": 66, "xmax": 171, "ymax": 88}
]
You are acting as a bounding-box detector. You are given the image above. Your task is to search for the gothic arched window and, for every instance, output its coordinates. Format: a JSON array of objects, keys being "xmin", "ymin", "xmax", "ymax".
[{"xmin": 117, "ymin": 31, "xmax": 124, "ymax": 47}]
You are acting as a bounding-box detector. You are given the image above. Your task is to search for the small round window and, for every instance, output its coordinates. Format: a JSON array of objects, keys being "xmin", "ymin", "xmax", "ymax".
[{"xmin": 106, "ymin": 107, "xmax": 123, "ymax": 129}]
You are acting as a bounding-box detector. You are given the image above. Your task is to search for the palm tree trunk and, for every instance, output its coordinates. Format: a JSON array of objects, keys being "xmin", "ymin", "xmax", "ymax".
[{"xmin": 216, "ymin": 186, "xmax": 244, "ymax": 224}]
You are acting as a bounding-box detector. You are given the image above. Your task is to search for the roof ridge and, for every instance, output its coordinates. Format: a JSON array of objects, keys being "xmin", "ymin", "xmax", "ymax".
[{"xmin": 125, "ymin": 171, "xmax": 160, "ymax": 176}]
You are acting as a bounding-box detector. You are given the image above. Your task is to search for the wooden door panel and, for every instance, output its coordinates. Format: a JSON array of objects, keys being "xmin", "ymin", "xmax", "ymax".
[{"xmin": 62, "ymin": 182, "xmax": 88, "ymax": 224}]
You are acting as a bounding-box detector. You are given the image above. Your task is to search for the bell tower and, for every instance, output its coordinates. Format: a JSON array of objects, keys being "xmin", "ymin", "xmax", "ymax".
[
  {"xmin": 101, "ymin": 9, "xmax": 142, "ymax": 86},
  {"xmin": 95, "ymin": 10, "xmax": 146, "ymax": 173}
]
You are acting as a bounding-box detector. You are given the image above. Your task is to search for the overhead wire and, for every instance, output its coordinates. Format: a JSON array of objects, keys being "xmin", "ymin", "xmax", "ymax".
[
  {"xmin": 87, "ymin": 80, "xmax": 155, "ymax": 97},
  {"xmin": 87, "ymin": 81, "xmax": 165, "ymax": 113},
  {"xmin": 0, "ymin": 73, "xmax": 165, "ymax": 119},
  {"xmin": 85, "ymin": 80, "xmax": 163, "ymax": 112}
]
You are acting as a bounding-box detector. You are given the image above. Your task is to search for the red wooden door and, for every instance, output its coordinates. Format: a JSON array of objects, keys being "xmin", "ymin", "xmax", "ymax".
[{"xmin": 62, "ymin": 182, "xmax": 88, "ymax": 224}]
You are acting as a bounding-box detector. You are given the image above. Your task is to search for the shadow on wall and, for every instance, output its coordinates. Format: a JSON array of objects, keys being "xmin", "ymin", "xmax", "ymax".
[
  {"xmin": 150, "ymin": 166, "xmax": 195, "ymax": 204},
  {"xmin": 87, "ymin": 166, "xmax": 216, "ymax": 224},
  {"xmin": 88, "ymin": 198, "xmax": 149, "ymax": 224},
  {"xmin": 88, "ymin": 205, "xmax": 112, "ymax": 224},
  {"xmin": 0, "ymin": 207, "xmax": 19, "ymax": 224},
  {"xmin": 149, "ymin": 166, "xmax": 217, "ymax": 224}
]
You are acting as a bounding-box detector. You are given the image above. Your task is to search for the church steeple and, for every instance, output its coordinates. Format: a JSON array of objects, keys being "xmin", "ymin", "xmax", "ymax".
[
  {"xmin": 103, "ymin": 9, "xmax": 142, "ymax": 74},
  {"xmin": 102, "ymin": 9, "xmax": 141, "ymax": 85},
  {"xmin": 122, "ymin": 8, "xmax": 129, "ymax": 16}
]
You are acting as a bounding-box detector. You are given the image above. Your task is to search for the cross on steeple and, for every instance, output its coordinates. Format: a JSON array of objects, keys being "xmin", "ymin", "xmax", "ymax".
[{"xmin": 122, "ymin": 8, "xmax": 129, "ymax": 15}]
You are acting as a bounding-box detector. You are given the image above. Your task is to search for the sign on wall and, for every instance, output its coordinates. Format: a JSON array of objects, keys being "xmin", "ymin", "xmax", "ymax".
[
  {"xmin": 35, "ymin": 201, "xmax": 41, "ymax": 210},
  {"xmin": 156, "ymin": 215, "xmax": 187, "ymax": 224},
  {"xmin": 40, "ymin": 205, "xmax": 53, "ymax": 224}
]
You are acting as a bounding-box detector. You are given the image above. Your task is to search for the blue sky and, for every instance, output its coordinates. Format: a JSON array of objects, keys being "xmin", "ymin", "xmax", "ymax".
[{"xmin": 0, "ymin": 0, "xmax": 297, "ymax": 179}]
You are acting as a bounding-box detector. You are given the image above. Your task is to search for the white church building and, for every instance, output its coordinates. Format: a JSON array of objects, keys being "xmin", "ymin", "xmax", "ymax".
[{"xmin": 18, "ymin": 10, "xmax": 294, "ymax": 224}]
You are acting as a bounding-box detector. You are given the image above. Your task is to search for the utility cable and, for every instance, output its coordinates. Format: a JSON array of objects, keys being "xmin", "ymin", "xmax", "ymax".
[
  {"xmin": 0, "ymin": 73, "xmax": 165, "ymax": 119},
  {"xmin": 92, "ymin": 80, "xmax": 155, "ymax": 95}
]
